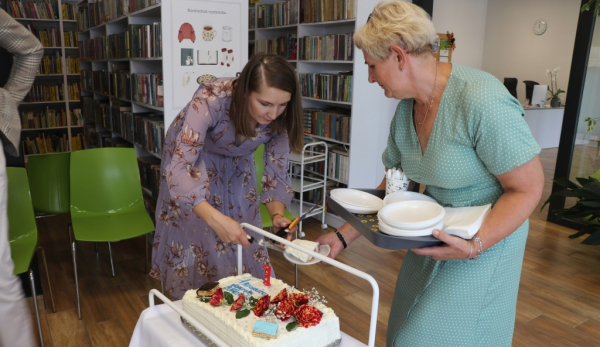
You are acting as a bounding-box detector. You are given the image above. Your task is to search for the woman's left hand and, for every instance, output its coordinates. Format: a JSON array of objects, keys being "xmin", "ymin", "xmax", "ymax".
[
  {"xmin": 411, "ymin": 229, "xmax": 472, "ymax": 261},
  {"xmin": 272, "ymin": 215, "xmax": 296, "ymax": 242}
]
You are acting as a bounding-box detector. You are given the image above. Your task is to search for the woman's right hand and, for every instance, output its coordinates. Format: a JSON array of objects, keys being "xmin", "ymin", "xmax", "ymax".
[{"xmin": 194, "ymin": 201, "xmax": 251, "ymax": 247}]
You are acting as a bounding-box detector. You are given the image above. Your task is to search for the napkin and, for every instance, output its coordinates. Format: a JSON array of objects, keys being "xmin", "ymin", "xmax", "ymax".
[{"xmin": 442, "ymin": 204, "xmax": 491, "ymax": 239}]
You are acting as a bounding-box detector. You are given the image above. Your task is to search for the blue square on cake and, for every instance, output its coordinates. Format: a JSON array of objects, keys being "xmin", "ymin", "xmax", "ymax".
[{"xmin": 252, "ymin": 321, "xmax": 278, "ymax": 339}]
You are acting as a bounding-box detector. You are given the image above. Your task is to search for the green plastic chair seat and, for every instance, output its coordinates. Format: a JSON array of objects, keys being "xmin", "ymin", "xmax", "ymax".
[
  {"xmin": 70, "ymin": 147, "xmax": 154, "ymax": 242},
  {"xmin": 259, "ymin": 204, "xmax": 295, "ymax": 229},
  {"xmin": 6, "ymin": 168, "xmax": 39, "ymax": 275},
  {"xmin": 27, "ymin": 152, "xmax": 70, "ymax": 215},
  {"xmin": 70, "ymin": 209, "xmax": 154, "ymax": 242}
]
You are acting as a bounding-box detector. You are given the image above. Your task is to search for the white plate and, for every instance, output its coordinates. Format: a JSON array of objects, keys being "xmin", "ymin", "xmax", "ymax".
[
  {"xmin": 378, "ymin": 219, "xmax": 443, "ymax": 237},
  {"xmin": 330, "ymin": 188, "xmax": 383, "ymax": 209},
  {"xmin": 383, "ymin": 191, "xmax": 437, "ymax": 206},
  {"xmin": 332, "ymin": 197, "xmax": 381, "ymax": 214},
  {"xmin": 283, "ymin": 244, "xmax": 331, "ymax": 265},
  {"xmin": 378, "ymin": 200, "xmax": 445, "ymax": 229}
]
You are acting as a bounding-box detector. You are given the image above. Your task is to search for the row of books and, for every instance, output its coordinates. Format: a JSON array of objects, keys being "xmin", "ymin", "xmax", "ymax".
[
  {"xmin": 300, "ymin": 0, "xmax": 356, "ymax": 23},
  {"xmin": 61, "ymin": 2, "xmax": 77, "ymax": 20},
  {"xmin": 297, "ymin": 32, "xmax": 354, "ymax": 61},
  {"xmin": 21, "ymin": 132, "xmax": 74, "ymax": 155},
  {"xmin": 299, "ymin": 72, "xmax": 353, "ymax": 102},
  {"xmin": 82, "ymin": 97, "xmax": 164, "ymax": 155},
  {"xmin": 131, "ymin": 73, "xmax": 164, "ymax": 107},
  {"xmin": 71, "ymin": 133, "xmax": 86, "ymax": 151},
  {"xmin": 81, "ymin": 0, "xmax": 129, "ymax": 29},
  {"xmin": 249, "ymin": 8, "xmax": 256, "ymax": 30},
  {"xmin": 25, "ymin": 26, "xmax": 60, "ymax": 47},
  {"xmin": 137, "ymin": 156, "xmax": 161, "ymax": 198},
  {"xmin": 21, "ymin": 107, "xmax": 67, "ymax": 129},
  {"xmin": 111, "ymin": 105, "xmax": 164, "ymax": 155},
  {"xmin": 110, "ymin": 66, "xmax": 131, "ymax": 100},
  {"xmin": 254, "ymin": 35, "xmax": 297, "ymax": 60},
  {"xmin": 63, "ymin": 31, "xmax": 79, "ymax": 48},
  {"xmin": 79, "ymin": 23, "xmax": 162, "ymax": 60},
  {"xmin": 25, "ymin": 82, "xmax": 81, "ymax": 102},
  {"xmin": 302, "ymin": 144, "xmax": 349, "ymax": 184},
  {"xmin": 81, "ymin": 70, "xmax": 92, "ymax": 91},
  {"xmin": 9, "ymin": 0, "xmax": 58, "ymax": 19},
  {"xmin": 92, "ymin": 70, "xmax": 109, "ymax": 95},
  {"xmin": 255, "ymin": 0, "xmax": 299, "ymax": 28},
  {"xmin": 303, "ymin": 108, "xmax": 351, "ymax": 143},
  {"xmin": 38, "ymin": 55, "xmax": 80, "ymax": 75},
  {"xmin": 39, "ymin": 54, "xmax": 62, "ymax": 74}
]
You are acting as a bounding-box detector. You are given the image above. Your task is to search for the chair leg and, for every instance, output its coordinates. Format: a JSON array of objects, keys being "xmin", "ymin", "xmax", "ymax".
[
  {"xmin": 29, "ymin": 269, "xmax": 44, "ymax": 347},
  {"xmin": 145, "ymin": 233, "xmax": 149, "ymax": 274},
  {"xmin": 107, "ymin": 242, "xmax": 115, "ymax": 277},
  {"xmin": 67, "ymin": 223, "xmax": 72, "ymax": 247},
  {"xmin": 71, "ymin": 241, "xmax": 82, "ymax": 320},
  {"xmin": 160, "ymin": 281, "xmax": 165, "ymax": 295},
  {"xmin": 38, "ymin": 247, "xmax": 56, "ymax": 313}
]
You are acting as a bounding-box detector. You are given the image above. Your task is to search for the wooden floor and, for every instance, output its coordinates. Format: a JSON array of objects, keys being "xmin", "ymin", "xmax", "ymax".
[{"xmin": 24, "ymin": 147, "xmax": 600, "ymax": 347}]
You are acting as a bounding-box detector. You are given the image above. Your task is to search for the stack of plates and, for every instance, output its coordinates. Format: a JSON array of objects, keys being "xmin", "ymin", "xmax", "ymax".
[
  {"xmin": 330, "ymin": 188, "xmax": 383, "ymax": 214},
  {"xmin": 383, "ymin": 190, "xmax": 436, "ymax": 206},
  {"xmin": 378, "ymin": 200, "xmax": 445, "ymax": 237}
]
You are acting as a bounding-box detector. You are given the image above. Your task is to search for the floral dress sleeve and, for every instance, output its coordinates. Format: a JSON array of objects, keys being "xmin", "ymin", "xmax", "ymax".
[
  {"xmin": 260, "ymin": 131, "xmax": 294, "ymax": 206},
  {"xmin": 163, "ymin": 81, "xmax": 232, "ymax": 215}
]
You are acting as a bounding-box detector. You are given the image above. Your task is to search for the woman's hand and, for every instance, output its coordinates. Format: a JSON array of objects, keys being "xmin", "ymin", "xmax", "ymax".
[
  {"xmin": 194, "ymin": 201, "xmax": 251, "ymax": 247},
  {"xmin": 272, "ymin": 214, "xmax": 295, "ymax": 242},
  {"xmin": 411, "ymin": 229, "xmax": 473, "ymax": 261}
]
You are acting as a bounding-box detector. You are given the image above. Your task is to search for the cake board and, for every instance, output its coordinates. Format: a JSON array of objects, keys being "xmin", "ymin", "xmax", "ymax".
[{"xmin": 328, "ymin": 189, "xmax": 444, "ymax": 250}]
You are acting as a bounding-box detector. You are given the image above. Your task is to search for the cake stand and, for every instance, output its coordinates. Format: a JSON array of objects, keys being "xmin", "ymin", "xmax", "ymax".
[{"xmin": 147, "ymin": 223, "xmax": 380, "ymax": 347}]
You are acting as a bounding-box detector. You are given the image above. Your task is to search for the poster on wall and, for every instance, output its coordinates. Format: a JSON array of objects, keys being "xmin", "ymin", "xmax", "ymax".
[{"xmin": 165, "ymin": 0, "xmax": 247, "ymax": 117}]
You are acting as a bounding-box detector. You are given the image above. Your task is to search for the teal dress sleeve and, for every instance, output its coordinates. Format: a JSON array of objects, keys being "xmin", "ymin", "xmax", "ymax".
[{"xmin": 468, "ymin": 79, "xmax": 541, "ymax": 175}]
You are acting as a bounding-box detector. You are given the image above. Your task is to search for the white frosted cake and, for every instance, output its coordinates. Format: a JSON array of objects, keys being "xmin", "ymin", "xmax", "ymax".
[
  {"xmin": 284, "ymin": 239, "xmax": 319, "ymax": 262},
  {"xmin": 182, "ymin": 274, "xmax": 340, "ymax": 346}
]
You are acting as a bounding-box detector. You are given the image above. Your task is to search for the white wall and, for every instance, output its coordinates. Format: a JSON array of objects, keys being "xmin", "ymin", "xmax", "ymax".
[
  {"xmin": 432, "ymin": 0, "xmax": 488, "ymax": 70},
  {"xmin": 481, "ymin": 0, "xmax": 580, "ymax": 105}
]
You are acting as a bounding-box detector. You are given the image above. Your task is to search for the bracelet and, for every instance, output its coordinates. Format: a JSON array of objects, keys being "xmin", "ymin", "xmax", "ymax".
[
  {"xmin": 462, "ymin": 240, "xmax": 473, "ymax": 263},
  {"xmin": 271, "ymin": 212, "xmax": 283, "ymax": 220},
  {"xmin": 334, "ymin": 230, "xmax": 347, "ymax": 249},
  {"xmin": 471, "ymin": 236, "xmax": 483, "ymax": 260}
]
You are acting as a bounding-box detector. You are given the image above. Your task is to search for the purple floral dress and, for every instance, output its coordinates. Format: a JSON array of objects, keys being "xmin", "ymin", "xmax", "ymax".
[{"xmin": 149, "ymin": 78, "xmax": 293, "ymax": 299}]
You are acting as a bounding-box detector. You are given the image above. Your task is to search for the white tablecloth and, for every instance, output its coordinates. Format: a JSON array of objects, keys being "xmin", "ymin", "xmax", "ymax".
[{"xmin": 129, "ymin": 300, "xmax": 366, "ymax": 347}]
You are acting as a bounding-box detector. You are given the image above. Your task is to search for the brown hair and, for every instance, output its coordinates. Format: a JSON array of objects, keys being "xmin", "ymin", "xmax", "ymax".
[{"xmin": 230, "ymin": 53, "xmax": 304, "ymax": 153}]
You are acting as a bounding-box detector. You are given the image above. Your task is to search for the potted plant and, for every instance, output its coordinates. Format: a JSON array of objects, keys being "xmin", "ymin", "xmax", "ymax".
[
  {"xmin": 542, "ymin": 176, "xmax": 600, "ymax": 245},
  {"xmin": 546, "ymin": 67, "xmax": 565, "ymax": 107}
]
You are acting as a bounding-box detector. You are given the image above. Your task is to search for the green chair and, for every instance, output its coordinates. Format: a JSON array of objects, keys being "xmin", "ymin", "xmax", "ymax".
[
  {"xmin": 254, "ymin": 144, "xmax": 295, "ymax": 229},
  {"xmin": 27, "ymin": 152, "xmax": 71, "ymax": 215},
  {"xmin": 69, "ymin": 148, "xmax": 154, "ymax": 319},
  {"xmin": 7, "ymin": 167, "xmax": 56, "ymax": 346}
]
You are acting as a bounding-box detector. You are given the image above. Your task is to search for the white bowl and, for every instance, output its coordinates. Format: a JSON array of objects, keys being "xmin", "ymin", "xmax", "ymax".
[
  {"xmin": 383, "ymin": 191, "xmax": 437, "ymax": 206},
  {"xmin": 330, "ymin": 188, "xmax": 383, "ymax": 209},
  {"xmin": 378, "ymin": 200, "xmax": 445, "ymax": 230},
  {"xmin": 378, "ymin": 219, "xmax": 443, "ymax": 237},
  {"xmin": 331, "ymin": 197, "xmax": 380, "ymax": 214}
]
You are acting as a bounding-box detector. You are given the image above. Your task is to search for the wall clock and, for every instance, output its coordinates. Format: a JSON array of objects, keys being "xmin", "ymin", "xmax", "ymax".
[{"xmin": 533, "ymin": 20, "xmax": 547, "ymax": 35}]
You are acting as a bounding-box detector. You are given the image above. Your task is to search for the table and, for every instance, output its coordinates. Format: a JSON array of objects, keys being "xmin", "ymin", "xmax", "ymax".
[
  {"xmin": 129, "ymin": 300, "xmax": 366, "ymax": 347},
  {"xmin": 523, "ymin": 107, "xmax": 564, "ymax": 149}
]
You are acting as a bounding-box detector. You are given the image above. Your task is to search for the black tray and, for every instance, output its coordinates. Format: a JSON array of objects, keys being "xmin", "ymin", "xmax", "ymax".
[{"xmin": 328, "ymin": 189, "xmax": 443, "ymax": 250}]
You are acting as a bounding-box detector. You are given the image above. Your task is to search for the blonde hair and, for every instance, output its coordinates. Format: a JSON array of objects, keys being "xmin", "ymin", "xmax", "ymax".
[{"xmin": 354, "ymin": 0, "xmax": 437, "ymax": 62}]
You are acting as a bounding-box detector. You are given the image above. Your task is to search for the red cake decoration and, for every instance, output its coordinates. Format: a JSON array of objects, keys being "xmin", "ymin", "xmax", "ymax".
[
  {"xmin": 209, "ymin": 288, "xmax": 224, "ymax": 306},
  {"xmin": 288, "ymin": 292, "xmax": 309, "ymax": 306},
  {"xmin": 295, "ymin": 304, "xmax": 322, "ymax": 328},
  {"xmin": 253, "ymin": 294, "xmax": 271, "ymax": 317},
  {"xmin": 274, "ymin": 297, "xmax": 296, "ymax": 321},
  {"xmin": 270, "ymin": 288, "xmax": 288, "ymax": 304},
  {"xmin": 230, "ymin": 293, "xmax": 245, "ymax": 312}
]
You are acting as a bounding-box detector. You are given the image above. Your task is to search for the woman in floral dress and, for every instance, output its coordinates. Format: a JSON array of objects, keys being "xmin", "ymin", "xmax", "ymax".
[{"xmin": 150, "ymin": 54, "xmax": 304, "ymax": 298}]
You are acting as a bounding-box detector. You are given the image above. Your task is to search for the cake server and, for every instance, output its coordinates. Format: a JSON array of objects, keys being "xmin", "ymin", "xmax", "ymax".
[{"xmin": 246, "ymin": 235, "xmax": 285, "ymax": 252}]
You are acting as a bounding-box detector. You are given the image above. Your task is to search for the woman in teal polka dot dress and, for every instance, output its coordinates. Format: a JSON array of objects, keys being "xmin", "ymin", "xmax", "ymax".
[{"xmin": 316, "ymin": 1, "xmax": 544, "ymax": 346}]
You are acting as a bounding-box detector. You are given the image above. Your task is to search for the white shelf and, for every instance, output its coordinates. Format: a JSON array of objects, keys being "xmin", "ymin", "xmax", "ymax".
[
  {"xmin": 301, "ymin": 97, "xmax": 351, "ymax": 105},
  {"xmin": 290, "ymin": 176, "xmax": 323, "ymax": 192},
  {"xmin": 288, "ymin": 151, "xmax": 326, "ymax": 164}
]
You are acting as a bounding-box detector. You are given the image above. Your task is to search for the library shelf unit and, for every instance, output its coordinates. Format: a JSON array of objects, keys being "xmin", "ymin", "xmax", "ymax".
[
  {"xmin": 250, "ymin": 0, "xmax": 399, "ymax": 228},
  {"xmin": 75, "ymin": 0, "xmax": 164, "ymax": 212},
  {"xmin": 7, "ymin": 0, "xmax": 84, "ymax": 162}
]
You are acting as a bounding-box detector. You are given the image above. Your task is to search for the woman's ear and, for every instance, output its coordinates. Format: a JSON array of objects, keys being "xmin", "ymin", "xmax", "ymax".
[{"xmin": 389, "ymin": 45, "xmax": 407, "ymax": 70}]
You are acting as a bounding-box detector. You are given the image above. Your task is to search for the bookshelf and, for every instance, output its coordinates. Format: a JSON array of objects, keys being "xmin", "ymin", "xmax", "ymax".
[
  {"xmin": 250, "ymin": 0, "xmax": 399, "ymax": 227},
  {"xmin": 7, "ymin": 0, "xmax": 84, "ymax": 161},
  {"xmin": 76, "ymin": 0, "xmax": 164, "ymax": 217}
]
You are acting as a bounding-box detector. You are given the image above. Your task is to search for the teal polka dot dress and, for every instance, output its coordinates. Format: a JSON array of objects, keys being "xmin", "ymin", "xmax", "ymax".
[{"xmin": 382, "ymin": 64, "xmax": 541, "ymax": 347}]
